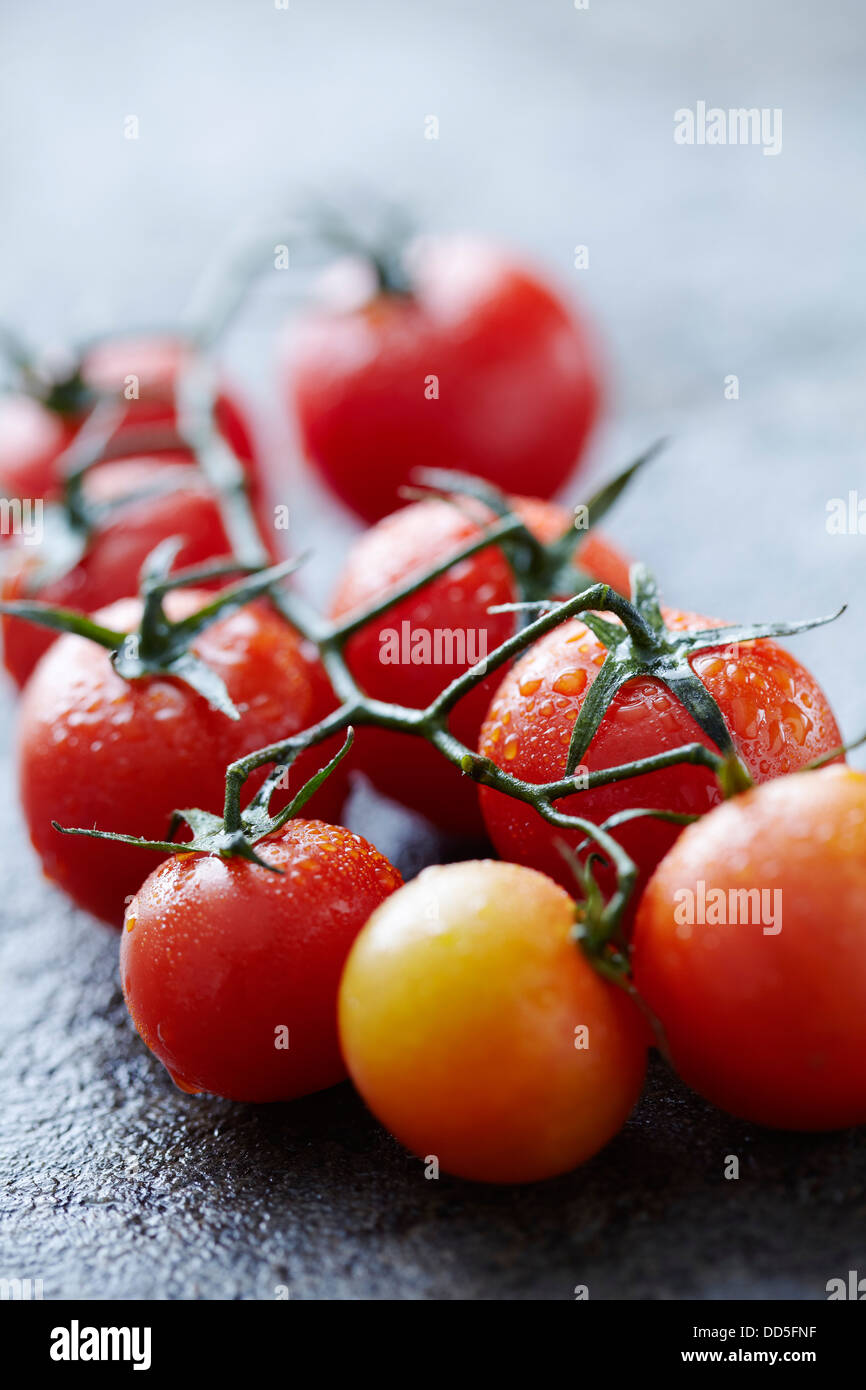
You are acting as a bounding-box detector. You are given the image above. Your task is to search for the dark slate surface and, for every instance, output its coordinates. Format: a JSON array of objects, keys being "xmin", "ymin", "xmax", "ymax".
[
  {"xmin": 2, "ymin": 791, "xmax": 865, "ymax": 1303},
  {"xmin": 2, "ymin": 0, "xmax": 865, "ymax": 1300}
]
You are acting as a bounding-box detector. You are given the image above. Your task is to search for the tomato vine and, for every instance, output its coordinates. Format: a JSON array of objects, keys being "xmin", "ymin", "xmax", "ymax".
[{"xmin": 8, "ymin": 236, "xmax": 847, "ymax": 977}]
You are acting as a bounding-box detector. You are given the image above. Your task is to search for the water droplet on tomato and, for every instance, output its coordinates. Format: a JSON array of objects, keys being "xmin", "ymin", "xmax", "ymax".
[{"xmin": 553, "ymin": 669, "xmax": 587, "ymax": 697}]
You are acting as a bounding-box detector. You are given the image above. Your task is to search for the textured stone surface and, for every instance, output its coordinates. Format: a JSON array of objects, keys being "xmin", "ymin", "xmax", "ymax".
[
  {"xmin": 1, "ymin": 0, "xmax": 865, "ymax": 1300},
  {"xmin": 3, "ymin": 746, "xmax": 866, "ymax": 1302}
]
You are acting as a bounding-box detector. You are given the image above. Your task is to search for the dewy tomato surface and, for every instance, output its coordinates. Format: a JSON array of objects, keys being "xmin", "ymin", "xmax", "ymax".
[
  {"xmin": 479, "ymin": 609, "xmax": 843, "ymax": 894},
  {"xmin": 18, "ymin": 592, "xmax": 345, "ymax": 924},
  {"xmin": 122, "ymin": 821, "xmax": 403, "ymax": 1102}
]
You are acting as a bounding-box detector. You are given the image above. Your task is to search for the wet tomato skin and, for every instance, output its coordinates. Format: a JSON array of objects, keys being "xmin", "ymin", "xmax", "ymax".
[
  {"xmin": 339, "ymin": 860, "xmax": 647, "ymax": 1183},
  {"xmin": 632, "ymin": 766, "xmax": 866, "ymax": 1130},
  {"xmin": 18, "ymin": 591, "xmax": 344, "ymax": 926},
  {"xmin": 290, "ymin": 237, "xmax": 602, "ymax": 521},
  {"xmin": 122, "ymin": 821, "xmax": 402, "ymax": 1102},
  {"xmin": 478, "ymin": 609, "xmax": 843, "ymax": 896},
  {"xmin": 330, "ymin": 494, "xmax": 630, "ymax": 836}
]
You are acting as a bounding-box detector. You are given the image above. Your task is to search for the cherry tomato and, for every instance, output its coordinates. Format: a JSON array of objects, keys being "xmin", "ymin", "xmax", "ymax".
[
  {"xmin": 290, "ymin": 237, "xmax": 602, "ymax": 521},
  {"xmin": 0, "ymin": 394, "xmax": 78, "ymax": 510},
  {"xmin": 478, "ymin": 609, "xmax": 842, "ymax": 896},
  {"xmin": 18, "ymin": 591, "xmax": 344, "ymax": 925},
  {"xmin": 339, "ymin": 860, "xmax": 647, "ymax": 1183},
  {"xmin": 1, "ymin": 457, "xmax": 271, "ymax": 687},
  {"xmin": 0, "ymin": 335, "xmax": 257, "ymax": 510},
  {"xmin": 331, "ymin": 494, "xmax": 630, "ymax": 835},
  {"xmin": 632, "ymin": 766, "xmax": 866, "ymax": 1130},
  {"xmin": 122, "ymin": 821, "xmax": 402, "ymax": 1101},
  {"xmin": 81, "ymin": 333, "xmax": 257, "ymax": 473}
]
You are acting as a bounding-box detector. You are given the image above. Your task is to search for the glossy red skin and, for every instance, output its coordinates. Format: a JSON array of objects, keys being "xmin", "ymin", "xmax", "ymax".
[
  {"xmin": 0, "ymin": 456, "xmax": 278, "ymax": 687},
  {"xmin": 0, "ymin": 335, "xmax": 257, "ymax": 508},
  {"xmin": 331, "ymin": 495, "xmax": 630, "ymax": 836},
  {"xmin": 478, "ymin": 608, "xmax": 843, "ymax": 897},
  {"xmin": 18, "ymin": 592, "xmax": 345, "ymax": 926},
  {"xmin": 290, "ymin": 237, "xmax": 602, "ymax": 521},
  {"xmin": 121, "ymin": 820, "xmax": 402, "ymax": 1102},
  {"xmin": 632, "ymin": 767, "xmax": 866, "ymax": 1130}
]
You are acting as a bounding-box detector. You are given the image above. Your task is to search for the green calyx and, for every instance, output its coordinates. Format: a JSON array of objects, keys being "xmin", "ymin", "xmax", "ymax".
[
  {"xmin": 40, "ymin": 367, "xmax": 94, "ymax": 419},
  {"xmin": 0, "ymin": 325, "xmax": 95, "ymax": 418},
  {"xmin": 53, "ymin": 729, "xmax": 356, "ymax": 875},
  {"xmin": 562, "ymin": 566, "xmax": 844, "ymax": 780},
  {"xmin": 492, "ymin": 564, "xmax": 843, "ymax": 788},
  {"xmin": 408, "ymin": 438, "xmax": 665, "ymax": 609},
  {"xmin": 0, "ymin": 538, "xmax": 303, "ymax": 719},
  {"xmin": 300, "ymin": 195, "xmax": 416, "ymax": 299}
]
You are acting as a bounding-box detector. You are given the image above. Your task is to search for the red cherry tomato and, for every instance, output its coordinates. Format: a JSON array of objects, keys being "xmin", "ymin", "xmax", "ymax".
[
  {"xmin": 81, "ymin": 334, "xmax": 257, "ymax": 474},
  {"xmin": 0, "ymin": 395, "xmax": 78, "ymax": 509},
  {"xmin": 17, "ymin": 591, "xmax": 344, "ymax": 925},
  {"xmin": 122, "ymin": 821, "xmax": 402, "ymax": 1101},
  {"xmin": 290, "ymin": 237, "xmax": 602, "ymax": 521},
  {"xmin": 478, "ymin": 608, "xmax": 842, "ymax": 896},
  {"xmin": 331, "ymin": 494, "xmax": 630, "ymax": 836},
  {"xmin": 0, "ymin": 457, "xmax": 276, "ymax": 687},
  {"xmin": 0, "ymin": 335, "xmax": 257, "ymax": 512},
  {"xmin": 339, "ymin": 860, "xmax": 647, "ymax": 1182},
  {"xmin": 632, "ymin": 766, "xmax": 866, "ymax": 1130}
]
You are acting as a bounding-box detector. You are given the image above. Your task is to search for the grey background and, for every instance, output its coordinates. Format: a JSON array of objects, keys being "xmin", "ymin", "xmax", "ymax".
[{"xmin": 0, "ymin": 0, "xmax": 864, "ymax": 1300}]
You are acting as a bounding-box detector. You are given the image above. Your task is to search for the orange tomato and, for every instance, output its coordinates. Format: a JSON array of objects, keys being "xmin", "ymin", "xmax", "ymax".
[{"xmin": 339, "ymin": 860, "xmax": 647, "ymax": 1183}]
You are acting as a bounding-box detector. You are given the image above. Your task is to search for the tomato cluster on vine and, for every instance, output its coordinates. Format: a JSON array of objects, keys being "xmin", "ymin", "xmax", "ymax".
[{"xmin": 1, "ymin": 223, "xmax": 864, "ymax": 1186}]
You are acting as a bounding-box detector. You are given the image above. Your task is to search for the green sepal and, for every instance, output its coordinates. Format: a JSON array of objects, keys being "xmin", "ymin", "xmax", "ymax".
[
  {"xmin": 628, "ymin": 563, "xmax": 666, "ymax": 636},
  {"xmin": 50, "ymin": 732, "xmax": 356, "ymax": 873},
  {"xmin": 0, "ymin": 600, "xmax": 126, "ymax": 650},
  {"xmin": 579, "ymin": 611, "xmax": 627, "ymax": 650},
  {"xmin": 563, "ymin": 567, "xmax": 844, "ymax": 777},
  {"xmin": 240, "ymin": 728, "xmax": 355, "ymax": 840},
  {"xmin": 52, "ymin": 815, "xmax": 280, "ymax": 873},
  {"xmin": 111, "ymin": 642, "xmax": 242, "ymax": 721},
  {"xmin": 4, "ymin": 540, "xmax": 305, "ymax": 722},
  {"xmin": 544, "ymin": 439, "xmax": 665, "ymax": 580}
]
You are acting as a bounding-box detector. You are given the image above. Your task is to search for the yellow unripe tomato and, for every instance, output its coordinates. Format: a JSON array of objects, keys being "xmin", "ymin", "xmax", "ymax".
[{"xmin": 338, "ymin": 860, "xmax": 647, "ymax": 1183}]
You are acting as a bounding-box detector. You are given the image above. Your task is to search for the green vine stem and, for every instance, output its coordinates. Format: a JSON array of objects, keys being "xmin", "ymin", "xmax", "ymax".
[
  {"xmin": 173, "ymin": 357, "xmax": 270, "ymax": 569},
  {"xmin": 1, "ymin": 543, "xmax": 301, "ymax": 719},
  {"xmin": 49, "ymin": 527, "xmax": 843, "ymax": 968}
]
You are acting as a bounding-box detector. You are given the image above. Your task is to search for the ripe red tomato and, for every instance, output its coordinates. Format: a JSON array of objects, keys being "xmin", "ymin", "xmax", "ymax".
[
  {"xmin": 478, "ymin": 608, "xmax": 843, "ymax": 895},
  {"xmin": 289, "ymin": 237, "xmax": 602, "ymax": 521},
  {"xmin": 331, "ymin": 494, "xmax": 630, "ymax": 836},
  {"xmin": 0, "ymin": 395, "xmax": 78, "ymax": 509},
  {"xmin": 122, "ymin": 821, "xmax": 402, "ymax": 1101},
  {"xmin": 0, "ymin": 334, "xmax": 257, "ymax": 510},
  {"xmin": 0, "ymin": 457, "xmax": 274, "ymax": 687},
  {"xmin": 632, "ymin": 766, "xmax": 866, "ymax": 1130},
  {"xmin": 339, "ymin": 860, "xmax": 647, "ymax": 1182},
  {"xmin": 18, "ymin": 591, "xmax": 344, "ymax": 925},
  {"xmin": 82, "ymin": 333, "xmax": 258, "ymax": 474}
]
